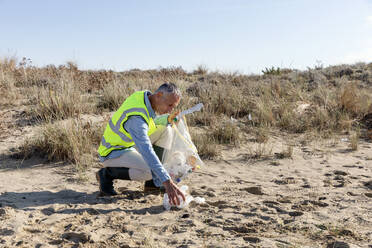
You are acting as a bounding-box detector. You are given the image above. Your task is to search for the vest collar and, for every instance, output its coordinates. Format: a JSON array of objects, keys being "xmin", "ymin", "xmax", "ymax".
[{"xmin": 144, "ymin": 90, "xmax": 156, "ymax": 119}]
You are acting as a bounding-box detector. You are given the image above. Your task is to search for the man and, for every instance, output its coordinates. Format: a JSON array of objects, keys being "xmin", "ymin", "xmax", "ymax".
[{"xmin": 97, "ymin": 82, "xmax": 185, "ymax": 206}]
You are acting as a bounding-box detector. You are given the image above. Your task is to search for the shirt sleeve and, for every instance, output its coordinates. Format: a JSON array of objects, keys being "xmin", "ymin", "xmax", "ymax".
[{"xmin": 124, "ymin": 116, "xmax": 170, "ymax": 183}]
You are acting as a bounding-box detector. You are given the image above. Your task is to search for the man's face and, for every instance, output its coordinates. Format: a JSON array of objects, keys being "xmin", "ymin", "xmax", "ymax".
[{"xmin": 156, "ymin": 93, "xmax": 180, "ymax": 115}]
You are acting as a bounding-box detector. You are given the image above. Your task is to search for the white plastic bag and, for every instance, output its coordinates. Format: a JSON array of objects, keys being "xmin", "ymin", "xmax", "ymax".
[
  {"xmin": 163, "ymin": 185, "xmax": 205, "ymax": 210},
  {"xmin": 163, "ymin": 185, "xmax": 193, "ymax": 210},
  {"xmin": 162, "ymin": 117, "xmax": 204, "ymax": 183}
]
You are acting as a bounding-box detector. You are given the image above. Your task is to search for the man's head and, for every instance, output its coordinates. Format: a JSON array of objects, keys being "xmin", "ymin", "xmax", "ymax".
[{"xmin": 150, "ymin": 83, "xmax": 181, "ymax": 115}]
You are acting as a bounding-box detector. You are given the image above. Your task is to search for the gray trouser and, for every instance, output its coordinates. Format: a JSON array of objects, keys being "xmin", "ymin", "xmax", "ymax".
[{"xmin": 102, "ymin": 125, "xmax": 173, "ymax": 181}]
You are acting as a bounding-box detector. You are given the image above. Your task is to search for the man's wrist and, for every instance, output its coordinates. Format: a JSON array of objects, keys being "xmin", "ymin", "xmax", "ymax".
[{"xmin": 163, "ymin": 179, "xmax": 171, "ymax": 186}]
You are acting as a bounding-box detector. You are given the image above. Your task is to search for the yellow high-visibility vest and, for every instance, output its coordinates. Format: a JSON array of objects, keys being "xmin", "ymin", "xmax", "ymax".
[{"xmin": 98, "ymin": 91, "xmax": 157, "ymax": 157}]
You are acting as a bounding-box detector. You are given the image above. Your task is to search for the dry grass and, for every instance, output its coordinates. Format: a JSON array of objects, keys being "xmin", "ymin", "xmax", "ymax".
[
  {"xmin": 19, "ymin": 118, "xmax": 103, "ymax": 172},
  {"xmin": 246, "ymin": 143, "xmax": 273, "ymax": 160},
  {"xmin": 349, "ymin": 130, "xmax": 360, "ymax": 151},
  {"xmin": 3, "ymin": 57, "xmax": 372, "ymax": 170},
  {"xmin": 275, "ymin": 144, "xmax": 294, "ymax": 159},
  {"xmin": 211, "ymin": 122, "xmax": 240, "ymax": 145},
  {"xmin": 190, "ymin": 130, "xmax": 219, "ymax": 159},
  {"xmin": 98, "ymin": 79, "xmax": 133, "ymax": 111},
  {"xmin": 28, "ymin": 81, "xmax": 93, "ymax": 121},
  {"xmin": 0, "ymin": 57, "xmax": 21, "ymax": 106},
  {"xmin": 253, "ymin": 126, "xmax": 270, "ymax": 143}
]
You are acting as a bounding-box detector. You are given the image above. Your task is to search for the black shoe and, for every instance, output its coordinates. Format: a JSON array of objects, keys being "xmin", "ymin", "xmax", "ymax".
[
  {"xmin": 96, "ymin": 167, "xmax": 131, "ymax": 196},
  {"xmin": 96, "ymin": 168, "xmax": 117, "ymax": 196}
]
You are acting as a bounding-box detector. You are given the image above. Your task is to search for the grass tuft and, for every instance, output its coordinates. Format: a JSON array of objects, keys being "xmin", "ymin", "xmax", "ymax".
[
  {"xmin": 191, "ymin": 131, "xmax": 219, "ymax": 159},
  {"xmin": 98, "ymin": 80, "xmax": 133, "ymax": 111},
  {"xmin": 29, "ymin": 81, "xmax": 92, "ymax": 121},
  {"xmin": 211, "ymin": 123, "xmax": 240, "ymax": 145},
  {"xmin": 349, "ymin": 130, "xmax": 360, "ymax": 151},
  {"xmin": 19, "ymin": 119, "xmax": 103, "ymax": 172}
]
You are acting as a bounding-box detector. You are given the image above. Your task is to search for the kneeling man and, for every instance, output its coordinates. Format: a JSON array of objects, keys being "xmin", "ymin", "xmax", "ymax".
[{"xmin": 97, "ymin": 83, "xmax": 185, "ymax": 206}]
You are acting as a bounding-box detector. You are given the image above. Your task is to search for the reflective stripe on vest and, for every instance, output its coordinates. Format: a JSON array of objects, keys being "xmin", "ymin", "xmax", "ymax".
[
  {"xmin": 100, "ymin": 136, "xmax": 126, "ymax": 150},
  {"xmin": 98, "ymin": 91, "xmax": 158, "ymax": 157},
  {"xmin": 108, "ymin": 107, "xmax": 149, "ymax": 143}
]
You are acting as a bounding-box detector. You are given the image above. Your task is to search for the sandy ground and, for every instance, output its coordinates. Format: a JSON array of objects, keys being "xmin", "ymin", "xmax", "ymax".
[{"xmin": 0, "ymin": 107, "xmax": 371, "ymax": 248}]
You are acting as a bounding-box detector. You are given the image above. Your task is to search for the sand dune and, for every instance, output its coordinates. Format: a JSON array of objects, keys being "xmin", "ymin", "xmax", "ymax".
[{"xmin": 1, "ymin": 108, "xmax": 371, "ymax": 247}]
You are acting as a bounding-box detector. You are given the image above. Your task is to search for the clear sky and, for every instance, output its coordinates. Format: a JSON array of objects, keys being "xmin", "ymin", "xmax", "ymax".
[{"xmin": 1, "ymin": 0, "xmax": 371, "ymax": 74}]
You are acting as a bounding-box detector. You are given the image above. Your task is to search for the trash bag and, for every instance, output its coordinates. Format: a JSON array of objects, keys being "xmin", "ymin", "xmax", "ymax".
[{"xmin": 162, "ymin": 117, "xmax": 204, "ymax": 183}]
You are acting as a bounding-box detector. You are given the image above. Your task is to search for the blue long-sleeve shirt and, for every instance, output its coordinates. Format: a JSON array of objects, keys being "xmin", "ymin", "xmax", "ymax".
[{"xmin": 99, "ymin": 91, "xmax": 170, "ymax": 186}]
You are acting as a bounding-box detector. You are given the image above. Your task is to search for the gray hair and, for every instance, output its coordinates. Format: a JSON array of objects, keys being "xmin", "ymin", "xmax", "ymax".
[{"xmin": 155, "ymin": 82, "xmax": 181, "ymax": 97}]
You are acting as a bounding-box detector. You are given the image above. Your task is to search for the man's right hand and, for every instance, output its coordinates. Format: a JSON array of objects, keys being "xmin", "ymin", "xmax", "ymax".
[{"xmin": 162, "ymin": 179, "xmax": 186, "ymax": 206}]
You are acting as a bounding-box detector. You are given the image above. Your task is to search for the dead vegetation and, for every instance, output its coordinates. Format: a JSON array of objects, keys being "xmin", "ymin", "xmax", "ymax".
[
  {"xmin": 19, "ymin": 118, "xmax": 103, "ymax": 172},
  {"xmin": 1, "ymin": 57, "xmax": 372, "ymax": 172}
]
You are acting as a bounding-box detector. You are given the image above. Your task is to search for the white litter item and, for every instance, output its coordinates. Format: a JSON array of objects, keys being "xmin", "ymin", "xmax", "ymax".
[
  {"xmin": 163, "ymin": 193, "xmax": 193, "ymax": 210},
  {"xmin": 163, "ymin": 185, "xmax": 205, "ymax": 210},
  {"xmin": 248, "ymin": 113, "xmax": 252, "ymax": 121},
  {"xmin": 341, "ymin": 138, "xmax": 349, "ymax": 142},
  {"xmin": 194, "ymin": 197, "xmax": 206, "ymax": 204},
  {"xmin": 175, "ymin": 103, "xmax": 203, "ymax": 121},
  {"xmin": 230, "ymin": 116, "xmax": 238, "ymax": 123}
]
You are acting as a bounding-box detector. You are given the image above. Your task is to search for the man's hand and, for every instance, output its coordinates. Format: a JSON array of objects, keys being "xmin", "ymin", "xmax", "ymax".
[
  {"xmin": 163, "ymin": 179, "xmax": 186, "ymax": 206},
  {"xmin": 167, "ymin": 110, "xmax": 180, "ymax": 125}
]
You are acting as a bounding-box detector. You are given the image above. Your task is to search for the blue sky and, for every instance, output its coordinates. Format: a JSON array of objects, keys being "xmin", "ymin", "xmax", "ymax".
[{"xmin": 1, "ymin": 0, "xmax": 371, "ymax": 74}]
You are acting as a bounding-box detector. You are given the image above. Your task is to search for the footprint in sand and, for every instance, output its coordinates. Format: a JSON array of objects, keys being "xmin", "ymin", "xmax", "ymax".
[
  {"xmin": 332, "ymin": 175, "xmax": 348, "ymax": 187},
  {"xmin": 324, "ymin": 170, "xmax": 353, "ymax": 188},
  {"xmin": 288, "ymin": 211, "xmax": 304, "ymax": 217},
  {"xmin": 240, "ymin": 186, "xmax": 264, "ymax": 195},
  {"xmin": 333, "ymin": 170, "xmax": 348, "ymax": 176},
  {"xmin": 222, "ymin": 224, "xmax": 257, "ymax": 235},
  {"xmin": 41, "ymin": 207, "xmax": 55, "ymax": 216},
  {"xmin": 61, "ymin": 232, "xmax": 90, "ymax": 244},
  {"xmin": 0, "ymin": 208, "xmax": 6, "ymax": 217},
  {"xmin": 0, "ymin": 228, "xmax": 14, "ymax": 236},
  {"xmin": 277, "ymin": 196, "xmax": 293, "ymax": 204},
  {"xmin": 364, "ymin": 192, "xmax": 372, "ymax": 198},
  {"xmin": 243, "ymin": 236, "xmax": 261, "ymax": 243},
  {"xmin": 291, "ymin": 199, "xmax": 328, "ymax": 212},
  {"xmin": 363, "ymin": 180, "xmax": 372, "ymax": 190},
  {"xmin": 343, "ymin": 164, "xmax": 364, "ymax": 169},
  {"xmin": 207, "ymin": 200, "xmax": 229, "ymax": 209},
  {"xmin": 326, "ymin": 241, "xmax": 350, "ymax": 248},
  {"xmin": 273, "ymin": 177, "xmax": 296, "ymax": 185}
]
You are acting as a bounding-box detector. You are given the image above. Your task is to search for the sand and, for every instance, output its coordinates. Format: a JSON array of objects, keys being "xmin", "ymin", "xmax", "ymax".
[{"xmin": 0, "ymin": 107, "xmax": 371, "ymax": 248}]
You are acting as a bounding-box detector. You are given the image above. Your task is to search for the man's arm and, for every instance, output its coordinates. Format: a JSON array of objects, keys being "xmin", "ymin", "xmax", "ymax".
[
  {"xmin": 124, "ymin": 116, "xmax": 170, "ymax": 183},
  {"xmin": 124, "ymin": 116, "xmax": 185, "ymax": 205}
]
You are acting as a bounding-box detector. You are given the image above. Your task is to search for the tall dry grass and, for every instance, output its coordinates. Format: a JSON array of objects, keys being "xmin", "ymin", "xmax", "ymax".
[
  {"xmin": 3, "ymin": 57, "xmax": 371, "ymax": 170},
  {"xmin": 190, "ymin": 129, "xmax": 220, "ymax": 159},
  {"xmin": 97, "ymin": 78, "xmax": 135, "ymax": 111},
  {"xmin": 28, "ymin": 80, "xmax": 93, "ymax": 121},
  {"xmin": 20, "ymin": 118, "xmax": 103, "ymax": 172},
  {"xmin": 0, "ymin": 57, "xmax": 21, "ymax": 105}
]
